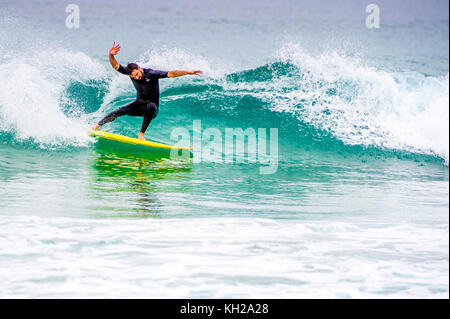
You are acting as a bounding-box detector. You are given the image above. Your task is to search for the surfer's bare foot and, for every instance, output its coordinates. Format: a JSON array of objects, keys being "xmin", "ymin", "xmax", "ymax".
[
  {"xmin": 90, "ymin": 124, "xmax": 100, "ymax": 131},
  {"xmin": 138, "ymin": 132, "xmax": 146, "ymax": 140}
]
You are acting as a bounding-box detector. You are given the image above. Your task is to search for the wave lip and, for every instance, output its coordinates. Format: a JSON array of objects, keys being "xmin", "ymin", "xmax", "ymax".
[{"xmin": 272, "ymin": 43, "xmax": 449, "ymax": 164}]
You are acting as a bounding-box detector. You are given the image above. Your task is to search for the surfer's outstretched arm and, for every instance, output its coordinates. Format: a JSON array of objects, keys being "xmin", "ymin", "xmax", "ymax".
[
  {"xmin": 167, "ymin": 70, "xmax": 203, "ymax": 78},
  {"xmin": 109, "ymin": 41, "xmax": 121, "ymax": 70}
]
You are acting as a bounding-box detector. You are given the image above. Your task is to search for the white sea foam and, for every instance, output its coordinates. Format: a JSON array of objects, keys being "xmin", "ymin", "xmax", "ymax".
[{"xmin": 0, "ymin": 215, "xmax": 447, "ymax": 298}]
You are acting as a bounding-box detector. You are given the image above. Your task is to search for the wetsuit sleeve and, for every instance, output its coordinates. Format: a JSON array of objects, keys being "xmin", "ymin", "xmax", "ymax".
[
  {"xmin": 116, "ymin": 64, "xmax": 128, "ymax": 75},
  {"xmin": 147, "ymin": 69, "xmax": 169, "ymax": 79}
]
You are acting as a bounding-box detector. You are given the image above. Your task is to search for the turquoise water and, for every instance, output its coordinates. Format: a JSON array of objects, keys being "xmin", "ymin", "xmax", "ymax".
[{"xmin": 0, "ymin": 0, "xmax": 448, "ymax": 298}]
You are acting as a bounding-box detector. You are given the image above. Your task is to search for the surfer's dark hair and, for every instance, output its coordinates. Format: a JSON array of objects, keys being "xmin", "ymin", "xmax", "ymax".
[{"xmin": 125, "ymin": 63, "xmax": 140, "ymax": 75}]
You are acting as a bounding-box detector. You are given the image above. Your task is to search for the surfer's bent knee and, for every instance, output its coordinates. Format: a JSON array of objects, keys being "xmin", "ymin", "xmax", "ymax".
[{"xmin": 146, "ymin": 102, "xmax": 158, "ymax": 119}]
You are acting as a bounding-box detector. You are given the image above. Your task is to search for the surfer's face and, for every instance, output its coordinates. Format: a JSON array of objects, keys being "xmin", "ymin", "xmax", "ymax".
[{"xmin": 130, "ymin": 68, "xmax": 144, "ymax": 80}]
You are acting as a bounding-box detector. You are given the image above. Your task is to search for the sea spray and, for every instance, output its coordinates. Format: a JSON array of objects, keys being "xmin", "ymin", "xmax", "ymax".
[{"xmin": 0, "ymin": 50, "xmax": 108, "ymax": 148}]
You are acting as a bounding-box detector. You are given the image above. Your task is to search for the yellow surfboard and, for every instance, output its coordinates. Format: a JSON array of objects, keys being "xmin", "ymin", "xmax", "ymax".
[{"xmin": 88, "ymin": 130, "xmax": 193, "ymax": 158}]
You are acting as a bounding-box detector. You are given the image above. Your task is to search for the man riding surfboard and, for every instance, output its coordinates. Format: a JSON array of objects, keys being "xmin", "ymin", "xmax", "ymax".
[{"xmin": 91, "ymin": 42, "xmax": 202, "ymax": 140}]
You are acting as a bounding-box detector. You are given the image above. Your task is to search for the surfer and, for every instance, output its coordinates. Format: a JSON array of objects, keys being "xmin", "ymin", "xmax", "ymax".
[{"xmin": 91, "ymin": 42, "xmax": 202, "ymax": 140}]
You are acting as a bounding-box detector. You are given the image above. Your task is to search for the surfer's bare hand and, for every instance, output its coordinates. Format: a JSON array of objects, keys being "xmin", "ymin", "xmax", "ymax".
[
  {"xmin": 109, "ymin": 41, "xmax": 121, "ymax": 55},
  {"xmin": 189, "ymin": 70, "xmax": 203, "ymax": 76}
]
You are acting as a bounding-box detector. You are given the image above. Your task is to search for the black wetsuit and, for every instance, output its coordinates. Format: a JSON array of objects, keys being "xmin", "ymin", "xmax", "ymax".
[{"xmin": 98, "ymin": 65, "xmax": 168, "ymax": 133}]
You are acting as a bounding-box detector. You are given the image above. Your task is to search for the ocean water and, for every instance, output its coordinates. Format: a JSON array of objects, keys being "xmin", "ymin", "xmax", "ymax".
[{"xmin": 0, "ymin": 0, "xmax": 448, "ymax": 298}]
